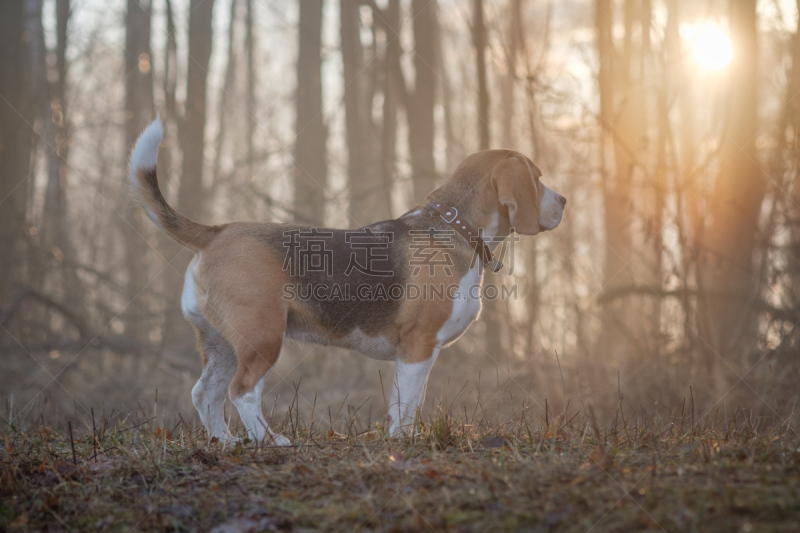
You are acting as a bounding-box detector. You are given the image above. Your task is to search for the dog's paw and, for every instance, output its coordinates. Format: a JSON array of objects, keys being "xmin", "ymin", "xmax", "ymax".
[
  {"xmin": 268, "ymin": 434, "xmax": 291, "ymax": 446},
  {"xmin": 210, "ymin": 434, "xmax": 240, "ymax": 445}
]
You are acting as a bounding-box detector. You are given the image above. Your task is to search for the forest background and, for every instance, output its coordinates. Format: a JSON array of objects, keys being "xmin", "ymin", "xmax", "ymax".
[{"xmin": 1, "ymin": 0, "xmax": 795, "ymax": 433}]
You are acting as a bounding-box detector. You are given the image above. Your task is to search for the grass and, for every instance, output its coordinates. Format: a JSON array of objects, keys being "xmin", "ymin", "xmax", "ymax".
[{"xmin": 2, "ymin": 402, "xmax": 800, "ymax": 532}]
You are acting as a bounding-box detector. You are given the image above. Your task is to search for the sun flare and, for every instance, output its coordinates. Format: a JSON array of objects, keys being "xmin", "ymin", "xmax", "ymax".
[{"xmin": 692, "ymin": 23, "xmax": 733, "ymax": 71}]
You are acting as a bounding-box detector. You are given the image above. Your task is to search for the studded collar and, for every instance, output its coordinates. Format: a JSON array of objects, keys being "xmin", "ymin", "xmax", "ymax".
[{"xmin": 427, "ymin": 201, "xmax": 502, "ymax": 272}]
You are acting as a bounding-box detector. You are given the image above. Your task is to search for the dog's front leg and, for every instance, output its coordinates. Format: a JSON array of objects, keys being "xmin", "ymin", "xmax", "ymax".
[{"xmin": 388, "ymin": 349, "xmax": 439, "ymax": 436}]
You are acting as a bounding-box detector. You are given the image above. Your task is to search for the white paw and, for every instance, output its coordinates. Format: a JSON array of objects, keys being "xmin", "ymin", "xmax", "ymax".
[
  {"xmin": 210, "ymin": 434, "xmax": 240, "ymax": 445},
  {"xmin": 267, "ymin": 433, "xmax": 291, "ymax": 446}
]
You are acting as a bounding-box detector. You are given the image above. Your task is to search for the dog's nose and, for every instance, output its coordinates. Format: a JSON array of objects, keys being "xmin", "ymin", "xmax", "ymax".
[{"xmin": 558, "ymin": 194, "xmax": 567, "ymax": 206}]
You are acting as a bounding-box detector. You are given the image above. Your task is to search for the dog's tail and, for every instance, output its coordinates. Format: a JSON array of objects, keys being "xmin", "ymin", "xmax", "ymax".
[{"xmin": 128, "ymin": 117, "xmax": 222, "ymax": 250}]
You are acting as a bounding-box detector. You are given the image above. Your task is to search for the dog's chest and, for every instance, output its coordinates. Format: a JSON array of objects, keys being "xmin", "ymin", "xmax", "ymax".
[{"xmin": 436, "ymin": 266, "xmax": 483, "ymax": 347}]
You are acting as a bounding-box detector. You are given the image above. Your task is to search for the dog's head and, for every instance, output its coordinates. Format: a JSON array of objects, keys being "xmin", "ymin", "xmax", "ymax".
[
  {"xmin": 433, "ymin": 150, "xmax": 566, "ymax": 236},
  {"xmin": 490, "ymin": 152, "xmax": 565, "ymax": 235}
]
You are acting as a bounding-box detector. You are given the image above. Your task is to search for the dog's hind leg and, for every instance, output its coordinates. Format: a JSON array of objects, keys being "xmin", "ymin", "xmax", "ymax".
[
  {"xmin": 190, "ymin": 241, "xmax": 290, "ymax": 445},
  {"xmin": 189, "ymin": 322, "xmax": 238, "ymax": 442},
  {"xmin": 183, "ymin": 254, "xmax": 237, "ymax": 442},
  {"xmin": 225, "ymin": 310, "xmax": 290, "ymax": 446}
]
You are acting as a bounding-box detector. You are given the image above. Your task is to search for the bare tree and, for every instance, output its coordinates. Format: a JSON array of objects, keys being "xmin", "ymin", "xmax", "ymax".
[
  {"xmin": 0, "ymin": 0, "xmax": 36, "ymax": 301},
  {"xmin": 156, "ymin": 0, "xmax": 177, "ymax": 191},
  {"xmin": 595, "ymin": 0, "xmax": 643, "ymax": 360},
  {"xmin": 212, "ymin": 0, "xmax": 238, "ymax": 189},
  {"xmin": 698, "ymin": 0, "xmax": 764, "ymax": 367},
  {"xmin": 787, "ymin": 1, "xmax": 800, "ymax": 305},
  {"xmin": 342, "ymin": 0, "xmax": 383, "ymax": 226},
  {"xmin": 121, "ymin": 0, "xmax": 156, "ymax": 340},
  {"xmin": 366, "ymin": 0, "xmax": 439, "ymax": 206},
  {"xmin": 362, "ymin": 0, "xmax": 409, "ymax": 218},
  {"xmin": 42, "ymin": 0, "xmax": 71, "ymax": 255},
  {"xmin": 178, "ymin": 0, "xmax": 216, "ymax": 222},
  {"xmin": 472, "ymin": 0, "xmax": 503, "ymax": 360},
  {"xmin": 500, "ymin": 0, "xmax": 519, "ymax": 148},
  {"xmin": 473, "ymin": 0, "xmax": 490, "ymax": 151},
  {"xmin": 294, "ymin": 0, "xmax": 327, "ymax": 226},
  {"xmin": 246, "ymin": 0, "xmax": 256, "ymax": 197},
  {"xmin": 407, "ymin": 0, "xmax": 439, "ymax": 203},
  {"xmin": 380, "ymin": 0, "xmax": 401, "ymax": 217}
]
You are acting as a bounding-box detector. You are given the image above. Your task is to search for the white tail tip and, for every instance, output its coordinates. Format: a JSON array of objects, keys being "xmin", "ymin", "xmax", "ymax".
[{"xmin": 129, "ymin": 116, "xmax": 163, "ymax": 175}]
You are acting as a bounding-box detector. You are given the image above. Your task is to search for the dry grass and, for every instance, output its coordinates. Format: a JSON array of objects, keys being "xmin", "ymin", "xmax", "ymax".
[{"xmin": 2, "ymin": 401, "xmax": 800, "ymax": 533}]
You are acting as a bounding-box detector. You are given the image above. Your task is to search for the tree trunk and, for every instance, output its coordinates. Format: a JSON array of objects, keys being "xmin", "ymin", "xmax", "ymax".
[
  {"xmin": 294, "ymin": 0, "xmax": 327, "ymax": 226},
  {"xmin": 342, "ymin": 0, "xmax": 382, "ymax": 226},
  {"xmin": 122, "ymin": 0, "xmax": 155, "ymax": 341},
  {"xmin": 177, "ymin": 0, "xmax": 215, "ymax": 222},
  {"xmin": 245, "ymin": 0, "xmax": 256, "ymax": 219},
  {"xmin": 473, "ymin": 0, "xmax": 490, "ymax": 151},
  {"xmin": 505, "ymin": 0, "xmax": 544, "ymax": 359},
  {"xmin": 0, "ymin": 0, "xmax": 36, "ymax": 302},
  {"xmin": 407, "ymin": 0, "xmax": 438, "ymax": 204},
  {"xmin": 638, "ymin": 0, "xmax": 662, "ymax": 349},
  {"xmin": 476, "ymin": 0, "xmax": 502, "ymax": 361},
  {"xmin": 651, "ymin": 0, "xmax": 669, "ymax": 350},
  {"xmin": 212, "ymin": 0, "xmax": 237, "ymax": 191},
  {"xmin": 157, "ymin": 0, "xmax": 176, "ymax": 190},
  {"xmin": 789, "ymin": 1, "xmax": 800, "ymax": 306},
  {"xmin": 157, "ymin": 0, "xmax": 187, "ymax": 351},
  {"xmin": 596, "ymin": 0, "xmax": 641, "ymax": 361},
  {"xmin": 42, "ymin": 0, "xmax": 71, "ymax": 255},
  {"xmin": 33, "ymin": 0, "xmax": 84, "ymax": 309},
  {"xmin": 500, "ymin": 0, "xmax": 519, "ymax": 147},
  {"xmin": 380, "ymin": 0, "xmax": 400, "ymax": 218},
  {"xmin": 698, "ymin": 0, "xmax": 764, "ymax": 366}
]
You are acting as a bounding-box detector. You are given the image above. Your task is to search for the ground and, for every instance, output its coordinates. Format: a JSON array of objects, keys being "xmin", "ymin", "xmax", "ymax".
[{"xmin": 1, "ymin": 409, "xmax": 799, "ymax": 532}]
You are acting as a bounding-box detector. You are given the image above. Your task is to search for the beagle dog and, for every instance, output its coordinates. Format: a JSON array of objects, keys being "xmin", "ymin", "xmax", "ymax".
[{"xmin": 129, "ymin": 117, "xmax": 565, "ymax": 444}]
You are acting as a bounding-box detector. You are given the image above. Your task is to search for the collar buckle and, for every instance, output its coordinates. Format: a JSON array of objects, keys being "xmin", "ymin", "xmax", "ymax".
[{"xmin": 435, "ymin": 205, "xmax": 458, "ymax": 224}]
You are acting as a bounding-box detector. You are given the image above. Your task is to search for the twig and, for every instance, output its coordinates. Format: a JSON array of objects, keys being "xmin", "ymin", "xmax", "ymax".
[
  {"xmin": 68, "ymin": 420, "xmax": 77, "ymax": 465},
  {"xmin": 91, "ymin": 408, "xmax": 97, "ymax": 462}
]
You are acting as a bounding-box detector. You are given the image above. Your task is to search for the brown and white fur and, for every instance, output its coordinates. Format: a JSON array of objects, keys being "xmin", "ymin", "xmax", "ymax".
[{"xmin": 129, "ymin": 117, "xmax": 565, "ymax": 444}]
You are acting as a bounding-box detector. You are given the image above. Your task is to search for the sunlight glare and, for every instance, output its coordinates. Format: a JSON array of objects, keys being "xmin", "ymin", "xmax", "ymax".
[{"xmin": 692, "ymin": 23, "xmax": 732, "ymax": 71}]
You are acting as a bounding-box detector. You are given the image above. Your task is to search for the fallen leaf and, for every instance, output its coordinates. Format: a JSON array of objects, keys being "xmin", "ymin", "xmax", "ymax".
[{"xmin": 420, "ymin": 465, "xmax": 440, "ymax": 479}]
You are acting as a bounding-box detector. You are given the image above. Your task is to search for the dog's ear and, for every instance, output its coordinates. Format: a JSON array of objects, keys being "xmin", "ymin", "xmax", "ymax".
[{"xmin": 492, "ymin": 157, "xmax": 541, "ymax": 235}]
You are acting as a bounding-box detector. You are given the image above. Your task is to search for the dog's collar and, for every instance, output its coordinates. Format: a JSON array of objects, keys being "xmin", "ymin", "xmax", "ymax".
[{"xmin": 427, "ymin": 201, "xmax": 503, "ymax": 272}]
